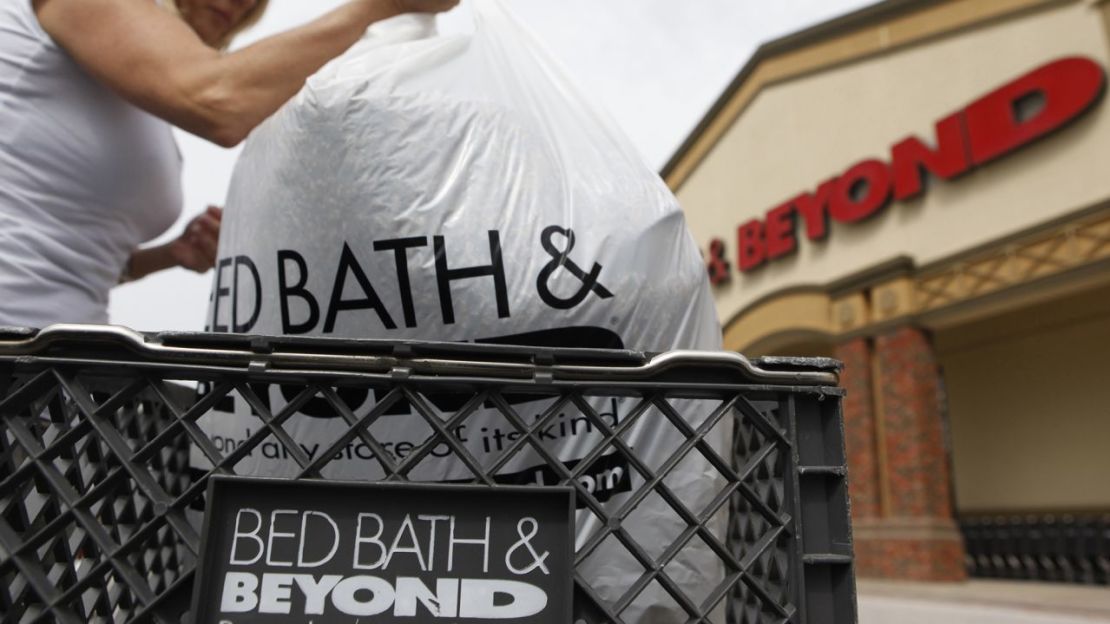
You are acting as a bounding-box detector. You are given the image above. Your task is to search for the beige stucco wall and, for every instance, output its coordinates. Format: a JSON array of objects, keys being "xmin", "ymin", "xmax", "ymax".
[
  {"xmin": 678, "ymin": 1, "xmax": 1110, "ymax": 325},
  {"xmin": 936, "ymin": 285, "xmax": 1110, "ymax": 512}
]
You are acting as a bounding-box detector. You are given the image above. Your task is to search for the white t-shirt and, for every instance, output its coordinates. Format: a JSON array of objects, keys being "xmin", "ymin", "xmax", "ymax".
[{"xmin": 0, "ymin": 0, "xmax": 183, "ymax": 327}]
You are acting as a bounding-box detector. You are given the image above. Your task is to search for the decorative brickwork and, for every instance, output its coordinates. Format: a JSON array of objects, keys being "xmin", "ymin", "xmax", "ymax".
[
  {"xmin": 854, "ymin": 521, "xmax": 967, "ymax": 582},
  {"xmin": 875, "ymin": 327, "xmax": 952, "ymax": 519},
  {"xmin": 835, "ymin": 338, "xmax": 881, "ymax": 520},
  {"xmin": 841, "ymin": 326, "xmax": 967, "ymax": 581}
]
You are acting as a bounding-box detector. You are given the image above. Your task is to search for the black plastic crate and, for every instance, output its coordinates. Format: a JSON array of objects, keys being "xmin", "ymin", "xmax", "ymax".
[{"xmin": 0, "ymin": 325, "xmax": 856, "ymax": 623}]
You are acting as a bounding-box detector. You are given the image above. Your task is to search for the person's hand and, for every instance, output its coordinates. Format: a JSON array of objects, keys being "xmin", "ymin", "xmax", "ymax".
[
  {"xmin": 169, "ymin": 205, "xmax": 222, "ymax": 273},
  {"xmin": 389, "ymin": 0, "xmax": 460, "ymax": 15}
]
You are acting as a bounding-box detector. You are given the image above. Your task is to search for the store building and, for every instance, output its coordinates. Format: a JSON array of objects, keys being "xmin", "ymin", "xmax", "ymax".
[{"xmin": 665, "ymin": 0, "xmax": 1110, "ymax": 582}]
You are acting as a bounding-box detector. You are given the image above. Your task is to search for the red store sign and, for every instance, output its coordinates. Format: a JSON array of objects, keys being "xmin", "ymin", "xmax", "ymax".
[{"xmin": 706, "ymin": 56, "xmax": 1107, "ymax": 285}]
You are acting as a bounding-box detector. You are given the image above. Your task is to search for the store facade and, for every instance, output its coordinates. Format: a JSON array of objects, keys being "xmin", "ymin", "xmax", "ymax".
[{"xmin": 665, "ymin": 0, "xmax": 1110, "ymax": 581}]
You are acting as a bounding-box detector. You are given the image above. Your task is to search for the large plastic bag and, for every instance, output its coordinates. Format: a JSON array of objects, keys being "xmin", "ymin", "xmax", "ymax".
[{"xmin": 201, "ymin": 2, "xmax": 725, "ymax": 621}]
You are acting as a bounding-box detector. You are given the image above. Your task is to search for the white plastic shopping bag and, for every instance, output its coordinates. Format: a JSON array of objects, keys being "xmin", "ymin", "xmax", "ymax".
[{"xmin": 201, "ymin": 2, "xmax": 726, "ymax": 621}]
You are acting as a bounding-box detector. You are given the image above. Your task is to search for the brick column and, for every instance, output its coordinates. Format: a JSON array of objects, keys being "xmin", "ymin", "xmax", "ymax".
[
  {"xmin": 844, "ymin": 327, "xmax": 967, "ymax": 582},
  {"xmin": 877, "ymin": 328, "xmax": 954, "ymax": 521},
  {"xmin": 835, "ymin": 338, "xmax": 881, "ymax": 521}
]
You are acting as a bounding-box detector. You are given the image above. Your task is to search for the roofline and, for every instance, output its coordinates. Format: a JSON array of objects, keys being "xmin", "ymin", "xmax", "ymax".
[{"xmin": 660, "ymin": 0, "xmax": 945, "ymax": 181}]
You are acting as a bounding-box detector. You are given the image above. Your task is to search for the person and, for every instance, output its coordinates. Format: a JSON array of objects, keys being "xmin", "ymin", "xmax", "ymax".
[{"xmin": 0, "ymin": 0, "xmax": 459, "ymax": 328}]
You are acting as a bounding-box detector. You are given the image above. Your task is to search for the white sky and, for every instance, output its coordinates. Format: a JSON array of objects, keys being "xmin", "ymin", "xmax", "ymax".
[{"xmin": 109, "ymin": 0, "xmax": 875, "ymax": 331}]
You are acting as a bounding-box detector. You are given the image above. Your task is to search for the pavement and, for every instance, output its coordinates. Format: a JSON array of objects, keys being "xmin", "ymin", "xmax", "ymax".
[{"xmin": 859, "ymin": 579, "xmax": 1110, "ymax": 624}]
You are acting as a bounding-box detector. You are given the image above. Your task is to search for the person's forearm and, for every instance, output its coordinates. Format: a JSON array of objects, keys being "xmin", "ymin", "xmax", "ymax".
[
  {"xmin": 183, "ymin": 0, "xmax": 405, "ymax": 146},
  {"xmin": 38, "ymin": 0, "xmax": 411, "ymax": 148},
  {"xmin": 123, "ymin": 245, "xmax": 177, "ymax": 283}
]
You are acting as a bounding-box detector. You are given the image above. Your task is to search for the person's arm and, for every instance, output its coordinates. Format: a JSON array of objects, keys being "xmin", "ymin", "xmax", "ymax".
[
  {"xmin": 123, "ymin": 206, "xmax": 222, "ymax": 282},
  {"xmin": 34, "ymin": 0, "xmax": 458, "ymax": 147}
]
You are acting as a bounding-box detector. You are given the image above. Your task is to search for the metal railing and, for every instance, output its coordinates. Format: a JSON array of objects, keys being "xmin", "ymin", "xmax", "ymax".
[
  {"xmin": 961, "ymin": 513, "xmax": 1110, "ymax": 586},
  {"xmin": 0, "ymin": 325, "xmax": 856, "ymax": 623}
]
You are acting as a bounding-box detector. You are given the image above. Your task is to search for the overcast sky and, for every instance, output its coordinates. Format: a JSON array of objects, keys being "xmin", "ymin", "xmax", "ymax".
[{"xmin": 110, "ymin": 0, "xmax": 875, "ymax": 331}]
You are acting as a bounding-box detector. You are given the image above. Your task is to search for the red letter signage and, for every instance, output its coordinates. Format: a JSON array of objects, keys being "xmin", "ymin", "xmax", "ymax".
[
  {"xmin": 765, "ymin": 202, "xmax": 798, "ymax": 260},
  {"xmin": 891, "ymin": 113, "xmax": 971, "ymax": 201},
  {"xmin": 965, "ymin": 57, "xmax": 1105, "ymax": 165},
  {"xmin": 710, "ymin": 56, "xmax": 1106, "ymax": 279},
  {"xmin": 829, "ymin": 160, "xmax": 893, "ymax": 224},
  {"xmin": 793, "ymin": 180, "xmax": 836, "ymax": 242},
  {"xmin": 737, "ymin": 220, "xmax": 766, "ymax": 272}
]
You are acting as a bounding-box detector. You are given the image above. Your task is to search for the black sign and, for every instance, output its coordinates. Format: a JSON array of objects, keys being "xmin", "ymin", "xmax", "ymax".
[{"xmin": 192, "ymin": 477, "xmax": 574, "ymax": 623}]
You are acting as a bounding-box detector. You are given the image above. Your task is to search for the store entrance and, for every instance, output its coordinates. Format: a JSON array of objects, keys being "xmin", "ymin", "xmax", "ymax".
[{"xmin": 935, "ymin": 284, "xmax": 1110, "ymax": 584}]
